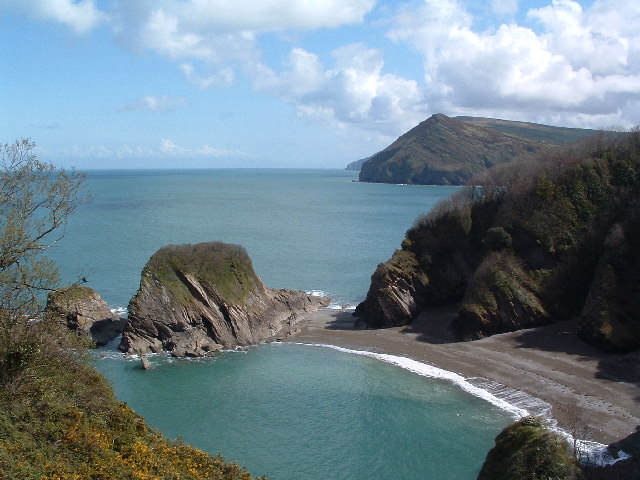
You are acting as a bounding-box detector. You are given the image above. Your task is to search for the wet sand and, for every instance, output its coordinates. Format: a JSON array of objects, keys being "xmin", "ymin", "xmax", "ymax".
[{"xmin": 285, "ymin": 307, "xmax": 640, "ymax": 448}]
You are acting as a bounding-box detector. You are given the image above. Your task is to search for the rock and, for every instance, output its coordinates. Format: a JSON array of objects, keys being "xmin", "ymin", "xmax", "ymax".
[
  {"xmin": 477, "ymin": 416, "xmax": 580, "ymax": 480},
  {"xmin": 354, "ymin": 206, "xmax": 476, "ymax": 328},
  {"xmin": 45, "ymin": 285, "xmax": 127, "ymax": 346},
  {"xmin": 140, "ymin": 354, "xmax": 150, "ymax": 370},
  {"xmin": 453, "ymin": 253, "xmax": 551, "ymax": 340},
  {"xmin": 119, "ymin": 242, "xmax": 330, "ymax": 357}
]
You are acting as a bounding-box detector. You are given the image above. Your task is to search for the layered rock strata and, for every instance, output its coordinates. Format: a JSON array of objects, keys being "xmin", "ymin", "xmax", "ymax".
[{"xmin": 119, "ymin": 242, "xmax": 329, "ymax": 357}]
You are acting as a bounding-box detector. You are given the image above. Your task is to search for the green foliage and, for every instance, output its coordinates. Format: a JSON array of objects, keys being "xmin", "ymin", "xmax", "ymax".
[
  {"xmin": 477, "ymin": 417, "xmax": 581, "ymax": 480},
  {"xmin": 138, "ymin": 242, "xmax": 263, "ymax": 307},
  {"xmin": 482, "ymin": 227, "xmax": 512, "ymax": 251},
  {"xmin": 0, "ymin": 139, "xmax": 87, "ymax": 386}
]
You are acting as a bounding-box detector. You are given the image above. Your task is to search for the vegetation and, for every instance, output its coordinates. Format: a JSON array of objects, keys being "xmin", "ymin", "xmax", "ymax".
[
  {"xmin": 357, "ymin": 113, "xmax": 599, "ymax": 185},
  {"xmin": 0, "ymin": 140, "xmax": 263, "ymax": 479},
  {"xmin": 457, "ymin": 116, "xmax": 598, "ymax": 145},
  {"xmin": 477, "ymin": 416, "xmax": 581, "ymax": 480},
  {"xmin": 358, "ymin": 128, "xmax": 640, "ymax": 351},
  {"xmin": 135, "ymin": 242, "xmax": 264, "ymax": 307}
]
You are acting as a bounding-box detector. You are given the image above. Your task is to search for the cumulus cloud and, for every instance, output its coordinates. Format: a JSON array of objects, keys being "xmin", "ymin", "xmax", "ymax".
[
  {"xmin": 113, "ymin": 0, "xmax": 376, "ymax": 91},
  {"xmin": 387, "ymin": 0, "xmax": 640, "ymax": 127},
  {"xmin": 1, "ymin": 0, "xmax": 106, "ymax": 34},
  {"xmin": 179, "ymin": 63, "xmax": 234, "ymax": 89},
  {"xmin": 118, "ymin": 95, "xmax": 190, "ymax": 112},
  {"xmin": 254, "ymin": 43, "xmax": 425, "ymax": 135}
]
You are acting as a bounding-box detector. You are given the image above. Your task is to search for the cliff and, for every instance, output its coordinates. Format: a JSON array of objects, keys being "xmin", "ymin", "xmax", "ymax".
[
  {"xmin": 45, "ymin": 285, "xmax": 127, "ymax": 346},
  {"xmin": 357, "ymin": 114, "xmax": 599, "ymax": 185},
  {"xmin": 355, "ymin": 129, "xmax": 640, "ymax": 353},
  {"xmin": 119, "ymin": 241, "xmax": 329, "ymax": 356}
]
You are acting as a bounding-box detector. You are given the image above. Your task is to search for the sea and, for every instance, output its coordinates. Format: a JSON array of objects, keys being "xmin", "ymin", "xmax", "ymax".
[{"xmin": 50, "ymin": 169, "xmax": 517, "ymax": 480}]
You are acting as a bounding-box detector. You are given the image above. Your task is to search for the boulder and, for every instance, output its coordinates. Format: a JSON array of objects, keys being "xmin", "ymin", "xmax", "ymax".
[
  {"xmin": 119, "ymin": 242, "xmax": 329, "ymax": 357},
  {"xmin": 45, "ymin": 285, "xmax": 127, "ymax": 346}
]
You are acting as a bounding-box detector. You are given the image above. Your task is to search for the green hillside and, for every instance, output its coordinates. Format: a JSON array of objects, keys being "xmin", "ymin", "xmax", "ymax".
[{"xmin": 357, "ymin": 114, "xmax": 598, "ymax": 184}]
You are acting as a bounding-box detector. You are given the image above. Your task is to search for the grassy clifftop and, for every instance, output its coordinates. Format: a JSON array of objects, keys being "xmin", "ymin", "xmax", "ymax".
[{"xmin": 136, "ymin": 242, "xmax": 264, "ymax": 308}]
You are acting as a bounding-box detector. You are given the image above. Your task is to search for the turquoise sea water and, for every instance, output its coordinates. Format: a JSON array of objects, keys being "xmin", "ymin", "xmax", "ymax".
[{"xmin": 51, "ymin": 169, "xmax": 514, "ymax": 479}]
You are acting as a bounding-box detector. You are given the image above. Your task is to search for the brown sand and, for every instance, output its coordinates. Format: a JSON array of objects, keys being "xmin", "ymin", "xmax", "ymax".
[{"xmin": 285, "ymin": 307, "xmax": 640, "ymax": 447}]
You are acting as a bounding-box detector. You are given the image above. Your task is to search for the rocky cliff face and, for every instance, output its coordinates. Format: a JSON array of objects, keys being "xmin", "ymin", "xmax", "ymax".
[
  {"xmin": 45, "ymin": 285, "xmax": 127, "ymax": 346},
  {"xmin": 355, "ymin": 130, "xmax": 640, "ymax": 351},
  {"xmin": 119, "ymin": 242, "xmax": 329, "ymax": 357}
]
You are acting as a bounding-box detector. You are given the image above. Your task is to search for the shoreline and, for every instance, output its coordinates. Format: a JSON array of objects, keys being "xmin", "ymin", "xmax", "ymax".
[{"xmin": 285, "ymin": 307, "xmax": 640, "ymax": 452}]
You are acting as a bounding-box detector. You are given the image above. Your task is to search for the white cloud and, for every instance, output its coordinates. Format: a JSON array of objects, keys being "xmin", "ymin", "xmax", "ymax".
[
  {"xmin": 387, "ymin": 0, "xmax": 640, "ymax": 128},
  {"xmin": 2, "ymin": 0, "xmax": 106, "ymax": 34},
  {"xmin": 491, "ymin": 0, "xmax": 518, "ymax": 17},
  {"xmin": 179, "ymin": 63, "xmax": 234, "ymax": 89},
  {"xmin": 146, "ymin": 0, "xmax": 375, "ymax": 33},
  {"xmin": 118, "ymin": 95, "xmax": 190, "ymax": 112},
  {"xmin": 50, "ymin": 139, "xmax": 248, "ymax": 159},
  {"xmin": 114, "ymin": 1, "xmax": 376, "ymax": 89},
  {"xmin": 254, "ymin": 43, "xmax": 425, "ymax": 136}
]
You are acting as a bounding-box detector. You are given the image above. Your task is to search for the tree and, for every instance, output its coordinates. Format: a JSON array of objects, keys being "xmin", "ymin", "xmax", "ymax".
[{"xmin": 0, "ymin": 139, "xmax": 86, "ymax": 385}]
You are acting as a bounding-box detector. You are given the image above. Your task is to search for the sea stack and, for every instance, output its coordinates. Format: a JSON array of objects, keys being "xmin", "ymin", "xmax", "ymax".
[{"xmin": 119, "ymin": 241, "xmax": 330, "ymax": 357}]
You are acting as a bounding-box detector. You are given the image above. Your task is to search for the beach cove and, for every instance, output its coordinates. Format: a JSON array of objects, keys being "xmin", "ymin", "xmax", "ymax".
[{"xmin": 288, "ymin": 307, "xmax": 640, "ymax": 451}]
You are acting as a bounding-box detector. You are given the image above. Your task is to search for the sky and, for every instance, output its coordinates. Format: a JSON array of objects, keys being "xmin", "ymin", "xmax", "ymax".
[{"xmin": 1, "ymin": 0, "xmax": 639, "ymax": 169}]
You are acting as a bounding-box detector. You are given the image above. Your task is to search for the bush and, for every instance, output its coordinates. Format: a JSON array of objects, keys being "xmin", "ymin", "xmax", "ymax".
[{"xmin": 477, "ymin": 417, "xmax": 581, "ymax": 480}]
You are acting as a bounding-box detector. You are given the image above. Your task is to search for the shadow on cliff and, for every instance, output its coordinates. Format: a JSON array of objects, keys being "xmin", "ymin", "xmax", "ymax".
[
  {"xmin": 322, "ymin": 310, "xmax": 362, "ymax": 330},
  {"xmin": 512, "ymin": 320, "xmax": 640, "ymax": 402},
  {"xmin": 395, "ymin": 305, "xmax": 460, "ymax": 344}
]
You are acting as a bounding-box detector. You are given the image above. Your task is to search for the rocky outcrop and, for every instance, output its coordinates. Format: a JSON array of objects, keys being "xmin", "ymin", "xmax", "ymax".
[
  {"xmin": 453, "ymin": 253, "xmax": 550, "ymax": 340},
  {"xmin": 45, "ymin": 285, "xmax": 127, "ymax": 346},
  {"xmin": 578, "ymin": 218, "xmax": 640, "ymax": 353},
  {"xmin": 119, "ymin": 242, "xmax": 329, "ymax": 357},
  {"xmin": 355, "ymin": 205, "xmax": 478, "ymax": 327},
  {"xmin": 477, "ymin": 417, "xmax": 580, "ymax": 480}
]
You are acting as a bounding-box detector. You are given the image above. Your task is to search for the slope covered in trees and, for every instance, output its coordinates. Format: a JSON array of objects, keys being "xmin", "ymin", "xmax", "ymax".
[{"xmin": 356, "ymin": 129, "xmax": 640, "ymax": 353}]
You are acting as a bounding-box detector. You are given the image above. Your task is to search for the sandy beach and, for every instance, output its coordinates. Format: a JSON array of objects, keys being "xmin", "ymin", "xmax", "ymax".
[{"xmin": 285, "ymin": 307, "xmax": 640, "ymax": 450}]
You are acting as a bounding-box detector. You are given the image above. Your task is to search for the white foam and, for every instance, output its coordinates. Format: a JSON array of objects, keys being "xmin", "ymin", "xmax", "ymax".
[
  {"xmin": 298, "ymin": 343, "xmax": 630, "ymax": 466},
  {"xmin": 306, "ymin": 343, "xmax": 528, "ymax": 418},
  {"xmin": 306, "ymin": 289, "xmax": 329, "ymax": 298},
  {"xmin": 110, "ymin": 306, "xmax": 128, "ymax": 317}
]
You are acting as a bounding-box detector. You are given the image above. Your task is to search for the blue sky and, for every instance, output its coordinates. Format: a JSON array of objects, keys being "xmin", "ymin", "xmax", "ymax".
[{"xmin": 1, "ymin": 0, "xmax": 638, "ymax": 169}]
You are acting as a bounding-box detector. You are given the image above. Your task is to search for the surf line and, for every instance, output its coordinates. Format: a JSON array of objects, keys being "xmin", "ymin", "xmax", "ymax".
[{"xmin": 291, "ymin": 342, "xmax": 629, "ymax": 466}]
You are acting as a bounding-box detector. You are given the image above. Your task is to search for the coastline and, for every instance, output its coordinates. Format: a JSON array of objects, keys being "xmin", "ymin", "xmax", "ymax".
[{"xmin": 285, "ymin": 307, "xmax": 640, "ymax": 450}]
